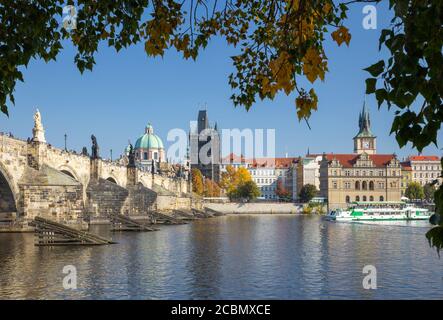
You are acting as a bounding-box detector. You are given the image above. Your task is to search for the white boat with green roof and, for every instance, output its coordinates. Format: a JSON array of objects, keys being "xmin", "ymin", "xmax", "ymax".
[{"xmin": 326, "ymin": 201, "xmax": 431, "ymax": 222}]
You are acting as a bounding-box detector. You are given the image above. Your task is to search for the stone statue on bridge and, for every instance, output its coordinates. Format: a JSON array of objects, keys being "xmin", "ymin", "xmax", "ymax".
[
  {"xmin": 81, "ymin": 147, "xmax": 89, "ymax": 156},
  {"xmin": 128, "ymin": 143, "xmax": 136, "ymax": 168},
  {"xmin": 151, "ymin": 159, "xmax": 156, "ymax": 175},
  {"xmin": 91, "ymin": 135, "xmax": 100, "ymax": 159},
  {"xmin": 32, "ymin": 109, "xmax": 46, "ymax": 143}
]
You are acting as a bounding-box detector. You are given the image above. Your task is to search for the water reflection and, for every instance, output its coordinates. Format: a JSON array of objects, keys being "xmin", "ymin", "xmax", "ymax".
[{"xmin": 0, "ymin": 215, "xmax": 442, "ymax": 299}]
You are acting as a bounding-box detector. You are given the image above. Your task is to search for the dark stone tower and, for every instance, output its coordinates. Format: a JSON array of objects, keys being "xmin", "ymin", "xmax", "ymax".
[{"xmin": 190, "ymin": 110, "xmax": 221, "ymax": 183}]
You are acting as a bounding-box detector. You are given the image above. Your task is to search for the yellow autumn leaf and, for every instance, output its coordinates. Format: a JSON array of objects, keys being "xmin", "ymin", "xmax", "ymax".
[
  {"xmin": 302, "ymin": 48, "xmax": 328, "ymax": 83},
  {"xmin": 331, "ymin": 26, "xmax": 351, "ymax": 46}
]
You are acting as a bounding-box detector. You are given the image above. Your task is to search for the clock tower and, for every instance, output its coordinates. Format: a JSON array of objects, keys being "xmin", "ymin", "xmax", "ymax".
[{"xmin": 353, "ymin": 102, "xmax": 376, "ymax": 154}]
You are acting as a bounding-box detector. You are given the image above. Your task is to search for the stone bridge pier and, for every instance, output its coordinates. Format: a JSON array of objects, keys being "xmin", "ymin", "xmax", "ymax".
[{"xmin": 0, "ymin": 112, "xmax": 191, "ymax": 230}]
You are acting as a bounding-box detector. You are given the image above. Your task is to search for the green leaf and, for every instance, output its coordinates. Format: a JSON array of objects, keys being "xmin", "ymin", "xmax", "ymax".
[
  {"xmin": 364, "ymin": 60, "xmax": 385, "ymax": 77},
  {"xmin": 426, "ymin": 226, "xmax": 443, "ymax": 256},
  {"xmin": 365, "ymin": 78, "xmax": 377, "ymax": 94},
  {"xmin": 375, "ymin": 89, "xmax": 387, "ymax": 107}
]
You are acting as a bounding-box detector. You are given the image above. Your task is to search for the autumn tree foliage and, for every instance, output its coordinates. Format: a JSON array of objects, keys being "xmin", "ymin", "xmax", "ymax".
[
  {"xmin": 191, "ymin": 168, "xmax": 204, "ymax": 195},
  {"xmin": 276, "ymin": 179, "xmax": 291, "ymax": 201},
  {"xmin": 1, "ymin": 0, "xmax": 355, "ymax": 118},
  {"xmin": 204, "ymin": 178, "xmax": 221, "ymax": 197},
  {"xmin": 220, "ymin": 165, "xmax": 258, "ymax": 200},
  {"xmin": 220, "ymin": 165, "xmax": 252, "ymax": 195}
]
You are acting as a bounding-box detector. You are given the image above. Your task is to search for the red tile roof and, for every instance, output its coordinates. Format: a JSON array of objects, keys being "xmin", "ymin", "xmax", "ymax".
[
  {"xmin": 400, "ymin": 161, "xmax": 412, "ymax": 171},
  {"xmin": 222, "ymin": 153, "xmax": 246, "ymax": 164},
  {"xmin": 409, "ymin": 155, "xmax": 440, "ymax": 161},
  {"xmin": 324, "ymin": 153, "xmax": 396, "ymax": 168},
  {"xmin": 222, "ymin": 154, "xmax": 299, "ymax": 168},
  {"xmin": 250, "ymin": 157, "xmax": 299, "ymax": 168}
]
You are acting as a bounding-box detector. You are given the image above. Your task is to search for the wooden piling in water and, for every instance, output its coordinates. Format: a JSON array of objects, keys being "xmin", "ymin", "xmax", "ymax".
[
  {"xmin": 204, "ymin": 207, "xmax": 225, "ymax": 216},
  {"xmin": 33, "ymin": 217, "xmax": 115, "ymax": 246},
  {"xmin": 172, "ymin": 209, "xmax": 198, "ymax": 221},
  {"xmin": 109, "ymin": 213, "xmax": 159, "ymax": 232},
  {"xmin": 152, "ymin": 211, "xmax": 188, "ymax": 225}
]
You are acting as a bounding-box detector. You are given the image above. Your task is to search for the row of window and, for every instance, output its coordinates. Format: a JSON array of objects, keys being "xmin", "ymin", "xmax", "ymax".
[
  {"xmin": 333, "ymin": 170, "xmax": 399, "ymax": 177},
  {"xmin": 136, "ymin": 151, "xmax": 158, "ymax": 160},
  {"xmin": 254, "ymin": 178, "xmax": 276, "ymax": 184},
  {"xmin": 413, "ymin": 165, "xmax": 441, "ymax": 171},
  {"xmin": 251, "ymin": 170, "xmax": 275, "ymax": 176},
  {"xmin": 414, "ymin": 172, "xmax": 439, "ymax": 178},
  {"xmin": 417, "ymin": 179, "xmax": 441, "ymax": 186},
  {"xmin": 333, "ymin": 181, "xmax": 388, "ymax": 190},
  {"xmin": 345, "ymin": 195, "xmax": 384, "ymax": 202}
]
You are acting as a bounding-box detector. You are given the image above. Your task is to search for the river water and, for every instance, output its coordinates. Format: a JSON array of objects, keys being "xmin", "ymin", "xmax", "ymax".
[{"xmin": 0, "ymin": 214, "xmax": 442, "ymax": 299}]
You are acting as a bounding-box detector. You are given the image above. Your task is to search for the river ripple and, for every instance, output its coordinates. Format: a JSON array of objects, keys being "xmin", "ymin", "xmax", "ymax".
[{"xmin": 0, "ymin": 215, "xmax": 442, "ymax": 299}]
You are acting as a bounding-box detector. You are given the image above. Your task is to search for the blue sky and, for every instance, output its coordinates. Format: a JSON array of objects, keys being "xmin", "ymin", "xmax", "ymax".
[{"xmin": 1, "ymin": 2, "xmax": 441, "ymax": 160}]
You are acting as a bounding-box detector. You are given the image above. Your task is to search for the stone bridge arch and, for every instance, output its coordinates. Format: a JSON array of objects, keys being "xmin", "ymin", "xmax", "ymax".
[
  {"xmin": 103, "ymin": 172, "xmax": 124, "ymax": 186},
  {"xmin": 0, "ymin": 161, "xmax": 19, "ymax": 216},
  {"xmin": 105, "ymin": 176, "xmax": 118, "ymax": 184},
  {"xmin": 58, "ymin": 165, "xmax": 80, "ymax": 182}
]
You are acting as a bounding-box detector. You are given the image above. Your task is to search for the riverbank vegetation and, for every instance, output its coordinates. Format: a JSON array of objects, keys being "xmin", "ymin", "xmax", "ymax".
[
  {"xmin": 405, "ymin": 182, "xmax": 425, "ymax": 201},
  {"xmin": 302, "ymin": 202, "xmax": 326, "ymax": 215},
  {"xmin": 299, "ymin": 184, "xmax": 318, "ymax": 203},
  {"xmin": 276, "ymin": 179, "xmax": 291, "ymax": 202},
  {"xmin": 221, "ymin": 165, "xmax": 260, "ymax": 201},
  {"xmin": 191, "ymin": 168, "xmax": 221, "ymax": 197},
  {"xmin": 405, "ymin": 182, "xmax": 437, "ymax": 203}
]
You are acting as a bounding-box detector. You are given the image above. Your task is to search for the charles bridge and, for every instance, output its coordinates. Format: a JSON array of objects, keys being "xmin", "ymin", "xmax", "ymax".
[{"xmin": 0, "ymin": 111, "xmax": 193, "ymax": 231}]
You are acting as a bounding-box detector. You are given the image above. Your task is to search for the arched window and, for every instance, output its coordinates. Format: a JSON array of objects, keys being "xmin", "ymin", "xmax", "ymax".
[
  {"xmin": 379, "ymin": 196, "xmax": 384, "ymax": 202},
  {"xmin": 356, "ymin": 196, "xmax": 360, "ymax": 202},
  {"xmin": 369, "ymin": 181, "xmax": 374, "ymax": 190},
  {"xmin": 363, "ymin": 196, "xmax": 367, "ymax": 202},
  {"xmin": 369, "ymin": 196, "xmax": 374, "ymax": 201},
  {"xmin": 355, "ymin": 181, "xmax": 360, "ymax": 190},
  {"xmin": 362, "ymin": 181, "xmax": 367, "ymax": 190},
  {"xmin": 346, "ymin": 196, "xmax": 350, "ymax": 203}
]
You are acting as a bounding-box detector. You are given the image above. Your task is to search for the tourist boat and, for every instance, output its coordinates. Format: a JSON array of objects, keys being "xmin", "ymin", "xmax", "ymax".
[{"xmin": 325, "ymin": 201, "xmax": 431, "ymax": 221}]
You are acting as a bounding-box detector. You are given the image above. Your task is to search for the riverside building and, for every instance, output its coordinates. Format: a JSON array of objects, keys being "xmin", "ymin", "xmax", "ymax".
[{"xmin": 319, "ymin": 103, "xmax": 402, "ymax": 209}]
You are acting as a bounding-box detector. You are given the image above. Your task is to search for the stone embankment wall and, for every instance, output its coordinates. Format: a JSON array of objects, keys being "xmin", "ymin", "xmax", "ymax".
[{"xmin": 204, "ymin": 202, "xmax": 304, "ymax": 214}]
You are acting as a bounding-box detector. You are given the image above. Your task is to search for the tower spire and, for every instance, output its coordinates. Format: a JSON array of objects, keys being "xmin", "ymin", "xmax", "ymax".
[{"xmin": 354, "ymin": 99, "xmax": 376, "ymax": 154}]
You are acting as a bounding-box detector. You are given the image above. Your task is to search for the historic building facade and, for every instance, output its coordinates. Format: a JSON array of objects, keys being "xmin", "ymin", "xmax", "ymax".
[
  {"xmin": 320, "ymin": 104, "xmax": 402, "ymax": 209},
  {"xmin": 221, "ymin": 154, "xmax": 299, "ymax": 201},
  {"xmin": 296, "ymin": 154, "xmax": 322, "ymax": 195},
  {"xmin": 406, "ymin": 155, "xmax": 441, "ymax": 186},
  {"xmin": 400, "ymin": 161, "xmax": 413, "ymax": 196}
]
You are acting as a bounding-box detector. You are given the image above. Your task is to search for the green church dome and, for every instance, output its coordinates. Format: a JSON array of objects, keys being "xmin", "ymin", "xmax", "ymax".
[{"xmin": 134, "ymin": 123, "xmax": 164, "ymax": 150}]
